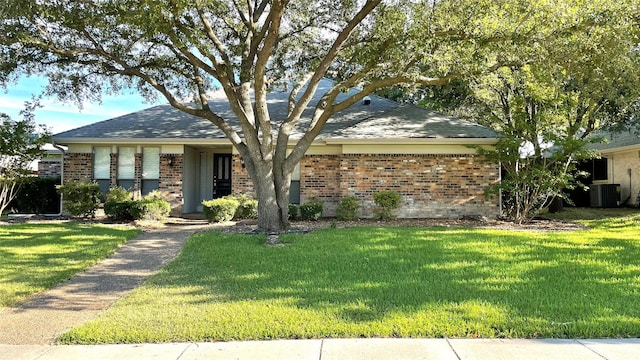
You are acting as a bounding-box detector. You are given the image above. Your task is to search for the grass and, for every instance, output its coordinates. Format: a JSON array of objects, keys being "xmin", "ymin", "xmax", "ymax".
[
  {"xmin": 61, "ymin": 209, "xmax": 640, "ymax": 343},
  {"xmin": 0, "ymin": 222, "xmax": 141, "ymax": 307}
]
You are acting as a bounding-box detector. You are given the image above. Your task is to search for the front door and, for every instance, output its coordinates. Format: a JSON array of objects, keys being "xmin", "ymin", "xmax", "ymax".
[{"xmin": 213, "ymin": 154, "xmax": 232, "ymax": 198}]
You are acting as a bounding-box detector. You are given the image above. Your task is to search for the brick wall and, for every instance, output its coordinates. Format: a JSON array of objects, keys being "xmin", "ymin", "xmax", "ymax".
[
  {"xmin": 159, "ymin": 154, "xmax": 184, "ymax": 214},
  {"xmin": 63, "ymin": 151, "xmax": 185, "ymax": 215},
  {"xmin": 38, "ymin": 160, "xmax": 61, "ymax": 178},
  {"xmin": 334, "ymin": 154, "xmax": 499, "ymax": 218},
  {"xmin": 229, "ymin": 153, "xmax": 499, "ymax": 219},
  {"xmin": 301, "ymin": 155, "xmax": 342, "ymax": 214},
  {"xmin": 232, "ymin": 155, "xmax": 254, "ymax": 196},
  {"xmin": 64, "ymin": 153, "xmax": 93, "ymax": 181}
]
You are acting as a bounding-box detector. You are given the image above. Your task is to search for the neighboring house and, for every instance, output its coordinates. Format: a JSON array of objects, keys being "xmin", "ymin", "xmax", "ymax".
[
  {"xmin": 589, "ymin": 131, "xmax": 640, "ymax": 207},
  {"xmin": 51, "ymin": 81, "xmax": 500, "ymax": 218},
  {"xmin": 36, "ymin": 144, "xmax": 65, "ymax": 178}
]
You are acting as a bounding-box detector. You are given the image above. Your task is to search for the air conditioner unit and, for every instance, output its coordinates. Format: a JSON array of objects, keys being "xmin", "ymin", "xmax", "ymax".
[{"xmin": 590, "ymin": 184, "xmax": 621, "ymax": 208}]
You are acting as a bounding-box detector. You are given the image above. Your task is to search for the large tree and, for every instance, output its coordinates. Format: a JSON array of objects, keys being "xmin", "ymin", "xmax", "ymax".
[
  {"xmin": 403, "ymin": 2, "xmax": 640, "ymax": 222},
  {"xmin": 0, "ymin": 0, "xmax": 624, "ymax": 231}
]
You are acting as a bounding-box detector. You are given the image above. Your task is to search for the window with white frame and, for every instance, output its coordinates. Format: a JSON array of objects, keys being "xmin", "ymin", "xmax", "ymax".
[
  {"xmin": 93, "ymin": 147, "xmax": 111, "ymax": 193},
  {"xmin": 117, "ymin": 147, "xmax": 136, "ymax": 190},
  {"xmin": 141, "ymin": 147, "xmax": 160, "ymax": 195}
]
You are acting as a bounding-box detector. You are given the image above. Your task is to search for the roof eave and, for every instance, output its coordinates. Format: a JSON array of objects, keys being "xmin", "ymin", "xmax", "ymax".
[
  {"xmin": 52, "ymin": 137, "xmax": 231, "ymax": 146},
  {"xmin": 322, "ymin": 137, "xmax": 499, "ymax": 145},
  {"xmin": 598, "ymin": 143, "xmax": 640, "ymax": 155}
]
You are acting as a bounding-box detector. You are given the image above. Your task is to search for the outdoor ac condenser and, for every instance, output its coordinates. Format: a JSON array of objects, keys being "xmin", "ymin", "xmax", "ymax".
[{"xmin": 589, "ymin": 184, "xmax": 621, "ymax": 208}]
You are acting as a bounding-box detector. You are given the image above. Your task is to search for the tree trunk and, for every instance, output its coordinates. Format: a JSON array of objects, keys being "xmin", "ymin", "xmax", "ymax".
[{"xmin": 252, "ymin": 160, "xmax": 291, "ymax": 233}]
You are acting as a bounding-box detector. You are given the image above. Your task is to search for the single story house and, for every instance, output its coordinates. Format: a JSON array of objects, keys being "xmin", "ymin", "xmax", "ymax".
[
  {"xmin": 49, "ymin": 81, "xmax": 501, "ymax": 218},
  {"xmin": 589, "ymin": 130, "xmax": 640, "ymax": 207}
]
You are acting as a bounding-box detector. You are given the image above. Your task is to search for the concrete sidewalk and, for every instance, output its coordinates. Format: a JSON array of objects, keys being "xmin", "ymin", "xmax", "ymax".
[{"xmin": 2, "ymin": 338, "xmax": 639, "ymax": 360}]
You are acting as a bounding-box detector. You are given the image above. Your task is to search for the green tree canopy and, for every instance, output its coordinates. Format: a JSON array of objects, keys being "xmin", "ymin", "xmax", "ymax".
[{"xmin": 2, "ymin": 0, "xmax": 633, "ymax": 229}]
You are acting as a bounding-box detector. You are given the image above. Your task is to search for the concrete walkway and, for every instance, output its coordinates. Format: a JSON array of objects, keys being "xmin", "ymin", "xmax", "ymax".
[
  {"xmin": 1, "ymin": 222, "xmax": 639, "ymax": 359},
  {"xmin": 2, "ymin": 338, "xmax": 640, "ymax": 360}
]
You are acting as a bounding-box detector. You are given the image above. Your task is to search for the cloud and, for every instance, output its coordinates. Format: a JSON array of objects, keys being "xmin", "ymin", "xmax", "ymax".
[{"xmin": 2, "ymin": 75, "xmax": 163, "ymax": 133}]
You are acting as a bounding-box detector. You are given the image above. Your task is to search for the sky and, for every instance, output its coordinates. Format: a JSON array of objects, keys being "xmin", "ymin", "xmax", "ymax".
[{"xmin": 1, "ymin": 76, "xmax": 161, "ymax": 134}]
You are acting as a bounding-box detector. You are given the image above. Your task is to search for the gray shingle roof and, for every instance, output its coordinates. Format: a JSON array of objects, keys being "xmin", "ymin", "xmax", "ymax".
[
  {"xmin": 589, "ymin": 131, "xmax": 640, "ymax": 151},
  {"xmin": 53, "ymin": 80, "xmax": 497, "ymax": 142}
]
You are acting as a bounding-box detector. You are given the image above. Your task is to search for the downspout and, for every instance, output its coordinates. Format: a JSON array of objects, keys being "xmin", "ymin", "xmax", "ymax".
[{"xmin": 45, "ymin": 141, "xmax": 65, "ymax": 217}]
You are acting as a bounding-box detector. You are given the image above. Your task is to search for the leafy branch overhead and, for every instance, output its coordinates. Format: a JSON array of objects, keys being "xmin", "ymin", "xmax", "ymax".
[{"xmin": 2, "ymin": 0, "xmax": 636, "ymax": 230}]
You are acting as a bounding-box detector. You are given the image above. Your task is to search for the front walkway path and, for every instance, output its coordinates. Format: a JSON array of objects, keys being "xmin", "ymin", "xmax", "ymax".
[{"xmin": 0, "ymin": 223, "xmax": 210, "ymax": 345}]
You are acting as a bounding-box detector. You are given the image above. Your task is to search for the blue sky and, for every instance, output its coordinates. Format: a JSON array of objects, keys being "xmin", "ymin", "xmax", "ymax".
[{"xmin": 1, "ymin": 76, "xmax": 161, "ymax": 134}]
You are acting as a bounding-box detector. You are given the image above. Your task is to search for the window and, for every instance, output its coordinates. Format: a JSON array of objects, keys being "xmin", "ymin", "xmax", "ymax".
[
  {"xmin": 289, "ymin": 163, "xmax": 301, "ymax": 204},
  {"xmin": 592, "ymin": 158, "xmax": 608, "ymax": 181},
  {"xmin": 93, "ymin": 147, "xmax": 111, "ymax": 193},
  {"xmin": 117, "ymin": 147, "xmax": 135, "ymax": 190},
  {"xmin": 141, "ymin": 147, "xmax": 160, "ymax": 195}
]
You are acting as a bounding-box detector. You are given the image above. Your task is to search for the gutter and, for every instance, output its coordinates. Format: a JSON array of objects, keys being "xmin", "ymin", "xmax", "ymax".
[{"xmin": 44, "ymin": 142, "xmax": 66, "ymax": 217}]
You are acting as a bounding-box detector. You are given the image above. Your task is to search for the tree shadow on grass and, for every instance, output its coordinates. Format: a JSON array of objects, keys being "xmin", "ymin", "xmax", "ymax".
[{"xmin": 147, "ymin": 225, "xmax": 639, "ymax": 338}]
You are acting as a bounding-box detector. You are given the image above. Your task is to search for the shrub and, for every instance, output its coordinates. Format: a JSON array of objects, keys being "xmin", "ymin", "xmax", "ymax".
[
  {"xmin": 233, "ymin": 194, "xmax": 258, "ymax": 220},
  {"xmin": 104, "ymin": 200, "xmax": 141, "ymax": 222},
  {"xmin": 57, "ymin": 180, "xmax": 100, "ymax": 218},
  {"xmin": 300, "ymin": 197, "xmax": 324, "ymax": 221},
  {"xmin": 288, "ymin": 204, "xmax": 299, "ymax": 220},
  {"xmin": 106, "ymin": 187, "xmax": 133, "ymax": 203},
  {"xmin": 139, "ymin": 192, "xmax": 171, "ymax": 221},
  {"xmin": 202, "ymin": 197, "xmax": 240, "ymax": 223},
  {"xmin": 373, "ymin": 190, "xmax": 401, "ymax": 220},
  {"xmin": 336, "ymin": 196, "xmax": 360, "ymax": 221},
  {"xmin": 104, "ymin": 189, "xmax": 171, "ymax": 222},
  {"xmin": 10, "ymin": 177, "xmax": 61, "ymax": 214}
]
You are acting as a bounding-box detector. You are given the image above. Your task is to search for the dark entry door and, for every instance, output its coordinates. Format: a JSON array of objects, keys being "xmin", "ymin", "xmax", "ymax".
[{"xmin": 213, "ymin": 154, "xmax": 232, "ymax": 198}]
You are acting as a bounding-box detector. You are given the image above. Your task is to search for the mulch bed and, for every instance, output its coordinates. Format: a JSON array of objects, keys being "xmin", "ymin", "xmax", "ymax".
[
  {"xmin": 222, "ymin": 217, "xmax": 588, "ymax": 235},
  {"xmin": 1, "ymin": 214, "xmax": 587, "ymax": 233}
]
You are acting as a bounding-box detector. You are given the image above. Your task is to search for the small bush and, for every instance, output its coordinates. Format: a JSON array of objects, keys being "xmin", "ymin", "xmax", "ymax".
[
  {"xmin": 139, "ymin": 190, "xmax": 171, "ymax": 221},
  {"xmin": 58, "ymin": 180, "xmax": 100, "ymax": 218},
  {"xmin": 373, "ymin": 190, "xmax": 401, "ymax": 220},
  {"xmin": 336, "ymin": 196, "xmax": 360, "ymax": 221},
  {"xmin": 202, "ymin": 197, "xmax": 240, "ymax": 223},
  {"xmin": 288, "ymin": 204, "xmax": 299, "ymax": 220},
  {"xmin": 10, "ymin": 177, "xmax": 61, "ymax": 214},
  {"xmin": 233, "ymin": 194, "xmax": 258, "ymax": 220},
  {"xmin": 106, "ymin": 187, "xmax": 133, "ymax": 203},
  {"xmin": 104, "ymin": 189, "xmax": 170, "ymax": 222},
  {"xmin": 300, "ymin": 197, "xmax": 324, "ymax": 221},
  {"xmin": 104, "ymin": 200, "xmax": 141, "ymax": 222}
]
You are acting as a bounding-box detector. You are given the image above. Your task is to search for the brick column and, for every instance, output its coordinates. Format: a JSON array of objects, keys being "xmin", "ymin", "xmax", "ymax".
[
  {"xmin": 159, "ymin": 154, "xmax": 184, "ymax": 215},
  {"xmin": 134, "ymin": 152, "xmax": 142, "ymax": 199},
  {"xmin": 110, "ymin": 153, "xmax": 118, "ymax": 189}
]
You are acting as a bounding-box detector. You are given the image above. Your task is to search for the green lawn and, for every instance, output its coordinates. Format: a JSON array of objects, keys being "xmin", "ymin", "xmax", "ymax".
[
  {"xmin": 0, "ymin": 222, "xmax": 141, "ymax": 307},
  {"xmin": 61, "ymin": 210, "xmax": 640, "ymax": 343}
]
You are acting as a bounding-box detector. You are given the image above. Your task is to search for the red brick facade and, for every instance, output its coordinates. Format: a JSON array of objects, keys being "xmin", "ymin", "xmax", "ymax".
[
  {"xmin": 64, "ymin": 153, "xmax": 93, "ymax": 181},
  {"xmin": 232, "ymin": 153, "xmax": 499, "ymax": 218},
  {"xmin": 232, "ymin": 155, "xmax": 254, "ymax": 195},
  {"xmin": 38, "ymin": 160, "xmax": 62, "ymax": 178},
  {"xmin": 63, "ymin": 152, "xmax": 184, "ymax": 215},
  {"xmin": 63, "ymin": 151, "xmax": 498, "ymax": 218},
  {"xmin": 159, "ymin": 154, "xmax": 184, "ymax": 214}
]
